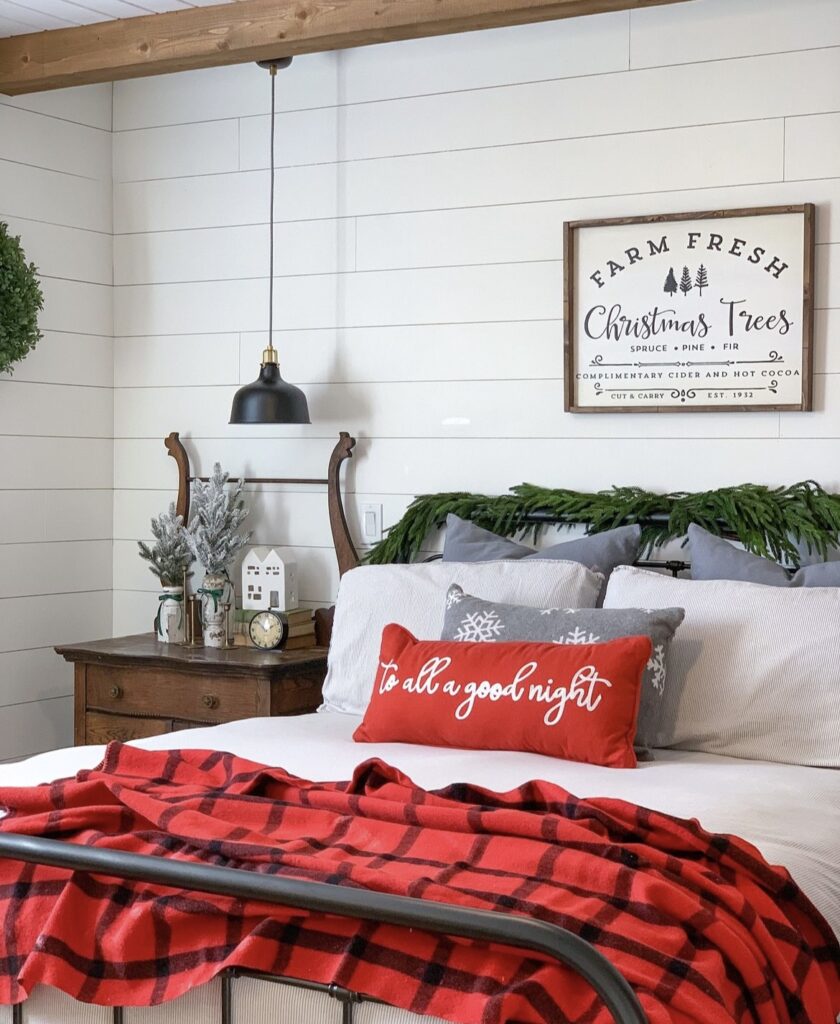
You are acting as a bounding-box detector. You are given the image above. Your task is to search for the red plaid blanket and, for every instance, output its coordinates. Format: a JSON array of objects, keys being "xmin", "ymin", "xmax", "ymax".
[{"xmin": 0, "ymin": 745, "xmax": 837, "ymax": 1024}]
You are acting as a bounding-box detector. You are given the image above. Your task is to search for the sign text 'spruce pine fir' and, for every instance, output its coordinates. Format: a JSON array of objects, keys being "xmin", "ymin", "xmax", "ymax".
[{"xmin": 564, "ymin": 205, "xmax": 814, "ymax": 412}]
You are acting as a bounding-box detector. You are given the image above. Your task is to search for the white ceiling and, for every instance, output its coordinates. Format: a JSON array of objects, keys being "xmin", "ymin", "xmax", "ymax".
[{"xmin": 0, "ymin": 0, "xmax": 231, "ymax": 38}]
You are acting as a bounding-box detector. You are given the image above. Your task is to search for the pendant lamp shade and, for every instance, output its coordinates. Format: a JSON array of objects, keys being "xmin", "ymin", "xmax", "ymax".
[
  {"xmin": 230, "ymin": 56, "xmax": 310, "ymax": 426},
  {"xmin": 230, "ymin": 354, "xmax": 311, "ymax": 425}
]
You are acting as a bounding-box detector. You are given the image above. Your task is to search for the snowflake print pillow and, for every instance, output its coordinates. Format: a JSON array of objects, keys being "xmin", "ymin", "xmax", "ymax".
[
  {"xmin": 441, "ymin": 585, "xmax": 684, "ymax": 751},
  {"xmin": 354, "ymin": 624, "xmax": 651, "ymax": 768}
]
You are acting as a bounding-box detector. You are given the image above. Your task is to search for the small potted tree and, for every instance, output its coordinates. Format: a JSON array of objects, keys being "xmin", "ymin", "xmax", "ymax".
[
  {"xmin": 185, "ymin": 464, "xmax": 251, "ymax": 647},
  {"xmin": 138, "ymin": 503, "xmax": 192, "ymax": 643}
]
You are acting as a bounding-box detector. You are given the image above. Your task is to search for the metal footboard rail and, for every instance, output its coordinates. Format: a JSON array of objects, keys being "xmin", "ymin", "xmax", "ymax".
[{"xmin": 0, "ymin": 832, "xmax": 649, "ymax": 1024}]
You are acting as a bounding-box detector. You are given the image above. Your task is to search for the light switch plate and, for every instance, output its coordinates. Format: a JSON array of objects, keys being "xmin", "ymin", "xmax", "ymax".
[{"xmin": 361, "ymin": 502, "xmax": 383, "ymax": 543}]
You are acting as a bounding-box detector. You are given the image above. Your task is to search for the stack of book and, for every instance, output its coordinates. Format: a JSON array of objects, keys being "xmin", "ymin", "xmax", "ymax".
[
  {"xmin": 233, "ymin": 608, "xmax": 317, "ymax": 650},
  {"xmin": 280, "ymin": 608, "xmax": 317, "ymax": 650}
]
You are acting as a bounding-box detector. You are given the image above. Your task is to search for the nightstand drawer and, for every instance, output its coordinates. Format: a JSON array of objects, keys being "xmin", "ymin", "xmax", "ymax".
[
  {"xmin": 86, "ymin": 712, "xmax": 174, "ymax": 744},
  {"xmin": 61, "ymin": 633, "xmax": 330, "ymax": 746},
  {"xmin": 86, "ymin": 666, "xmax": 260, "ymax": 723}
]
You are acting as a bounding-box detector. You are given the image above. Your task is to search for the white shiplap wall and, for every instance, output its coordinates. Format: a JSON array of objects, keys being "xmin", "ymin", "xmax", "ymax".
[
  {"xmin": 0, "ymin": 85, "xmax": 114, "ymax": 760},
  {"xmin": 111, "ymin": 0, "xmax": 840, "ymax": 627}
]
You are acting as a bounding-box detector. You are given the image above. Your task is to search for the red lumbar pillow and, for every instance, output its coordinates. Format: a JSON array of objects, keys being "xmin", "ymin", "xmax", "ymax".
[{"xmin": 354, "ymin": 624, "xmax": 652, "ymax": 769}]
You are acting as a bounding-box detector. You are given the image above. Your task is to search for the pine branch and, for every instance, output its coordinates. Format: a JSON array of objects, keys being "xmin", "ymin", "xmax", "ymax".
[{"xmin": 364, "ymin": 481, "xmax": 840, "ymax": 566}]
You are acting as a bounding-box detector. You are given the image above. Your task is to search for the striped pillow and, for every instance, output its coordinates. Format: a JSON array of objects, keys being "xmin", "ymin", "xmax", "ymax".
[{"xmin": 604, "ymin": 566, "xmax": 840, "ymax": 767}]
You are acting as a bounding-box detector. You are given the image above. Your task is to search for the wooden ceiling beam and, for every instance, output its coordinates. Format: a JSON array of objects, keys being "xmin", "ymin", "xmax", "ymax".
[{"xmin": 0, "ymin": 0, "xmax": 689, "ymax": 96}]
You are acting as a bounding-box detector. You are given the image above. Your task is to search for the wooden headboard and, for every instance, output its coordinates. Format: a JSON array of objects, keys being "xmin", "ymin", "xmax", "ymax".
[{"xmin": 163, "ymin": 431, "xmax": 361, "ymax": 647}]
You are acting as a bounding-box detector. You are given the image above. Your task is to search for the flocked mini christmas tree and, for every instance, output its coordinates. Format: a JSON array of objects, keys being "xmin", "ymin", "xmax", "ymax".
[
  {"xmin": 138, "ymin": 502, "xmax": 193, "ymax": 642},
  {"xmin": 185, "ymin": 464, "xmax": 251, "ymax": 647},
  {"xmin": 138, "ymin": 503, "xmax": 192, "ymax": 587},
  {"xmin": 185, "ymin": 464, "xmax": 251, "ymax": 575}
]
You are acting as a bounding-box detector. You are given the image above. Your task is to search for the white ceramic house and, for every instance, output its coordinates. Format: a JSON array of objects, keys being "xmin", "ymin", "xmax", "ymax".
[{"xmin": 241, "ymin": 546, "xmax": 298, "ymax": 611}]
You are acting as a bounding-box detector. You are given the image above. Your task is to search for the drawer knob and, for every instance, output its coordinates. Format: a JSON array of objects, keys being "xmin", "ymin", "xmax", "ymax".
[
  {"xmin": 202, "ymin": 694, "xmax": 219, "ymax": 710},
  {"xmin": 109, "ymin": 685, "xmax": 123, "ymax": 700}
]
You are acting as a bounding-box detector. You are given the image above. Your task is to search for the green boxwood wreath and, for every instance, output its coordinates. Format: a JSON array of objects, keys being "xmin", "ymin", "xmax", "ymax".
[{"xmin": 0, "ymin": 221, "xmax": 44, "ymax": 376}]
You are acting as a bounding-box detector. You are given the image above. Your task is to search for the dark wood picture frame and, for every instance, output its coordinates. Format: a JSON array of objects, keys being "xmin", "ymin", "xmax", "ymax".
[{"xmin": 563, "ymin": 204, "xmax": 815, "ymax": 414}]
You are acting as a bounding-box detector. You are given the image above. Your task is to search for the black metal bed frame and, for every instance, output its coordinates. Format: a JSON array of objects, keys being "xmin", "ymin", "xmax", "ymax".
[{"xmin": 0, "ymin": 510, "xmax": 718, "ymax": 1024}]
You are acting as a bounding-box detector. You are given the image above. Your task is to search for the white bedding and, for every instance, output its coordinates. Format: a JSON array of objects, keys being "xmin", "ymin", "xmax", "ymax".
[{"xmin": 1, "ymin": 711, "xmax": 838, "ymax": 940}]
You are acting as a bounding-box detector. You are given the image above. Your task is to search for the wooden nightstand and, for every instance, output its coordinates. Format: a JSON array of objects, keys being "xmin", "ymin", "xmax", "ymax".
[{"xmin": 56, "ymin": 634, "xmax": 328, "ymax": 745}]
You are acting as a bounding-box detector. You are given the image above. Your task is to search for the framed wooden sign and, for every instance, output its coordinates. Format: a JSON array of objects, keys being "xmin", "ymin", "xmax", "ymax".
[{"xmin": 564, "ymin": 204, "xmax": 814, "ymax": 413}]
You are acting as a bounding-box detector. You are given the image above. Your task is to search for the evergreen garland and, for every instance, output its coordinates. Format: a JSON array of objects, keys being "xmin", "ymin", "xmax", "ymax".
[{"xmin": 365, "ymin": 480, "xmax": 840, "ymax": 567}]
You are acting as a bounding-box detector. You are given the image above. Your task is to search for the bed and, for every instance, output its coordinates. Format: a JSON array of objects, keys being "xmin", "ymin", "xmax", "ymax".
[
  {"xmin": 3, "ymin": 712, "xmax": 838, "ymax": 939},
  {"xmin": 0, "ymin": 713, "xmax": 837, "ymax": 1024},
  {"xmin": 0, "ymin": 434, "xmax": 838, "ymax": 1024}
]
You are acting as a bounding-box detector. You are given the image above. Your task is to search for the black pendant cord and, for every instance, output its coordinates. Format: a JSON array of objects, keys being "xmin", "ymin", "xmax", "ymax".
[
  {"xmin": 230, "ymin": 56, "xmax": 309, "ymax": 423},
  {"xmin": 268, "ymin": 65, "xmax": 276, "ymax": 351}
]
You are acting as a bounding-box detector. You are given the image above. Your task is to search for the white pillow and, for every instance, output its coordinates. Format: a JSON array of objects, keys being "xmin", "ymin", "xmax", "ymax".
[
  {"xmin": 604, "ymin": 566, "xmax": 840, "ymax": 767},
  {"xmin": 321, "ymin": 560, "xmax": 603, "ymax": 715}
]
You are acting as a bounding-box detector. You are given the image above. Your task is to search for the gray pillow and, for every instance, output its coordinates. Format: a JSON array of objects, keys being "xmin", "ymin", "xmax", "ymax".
[
  {"xmin": 442, "ymin": 514, "xmax": 642, "ymax": 578},
  {"xmin": 441, "ymin": 584, "xmax": 685, "ymax": 750},
  {"xmin": 688, "ymin": 523, "xmax": 840, "ymax": 586}
]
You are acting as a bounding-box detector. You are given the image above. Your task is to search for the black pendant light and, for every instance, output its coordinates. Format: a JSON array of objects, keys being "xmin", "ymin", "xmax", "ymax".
[{"xmin": 230, "ymin": 57, "xmax": 311, "ymax": 425}]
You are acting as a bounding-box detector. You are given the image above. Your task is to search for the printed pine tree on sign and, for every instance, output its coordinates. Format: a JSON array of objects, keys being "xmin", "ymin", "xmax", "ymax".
[
  {"xmin": 663, "ymin": 267, "xmax": 678, "ymax": 296},
  {"xmin": 695, "ymin": 264, "xmax": 709, "ymax": 295},
  {"xmin": 680, "ymin": 266, "xmax": 693, "ymax": 296}
]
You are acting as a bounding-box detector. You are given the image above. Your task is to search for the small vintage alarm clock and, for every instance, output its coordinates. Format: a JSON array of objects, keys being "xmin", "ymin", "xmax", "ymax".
[{"xmin": 248, "ymin": 610, "xmax": 288, "ymax": 651}]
